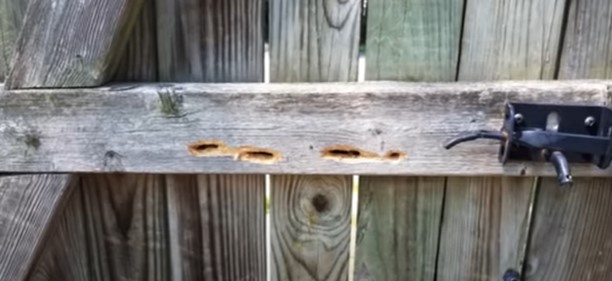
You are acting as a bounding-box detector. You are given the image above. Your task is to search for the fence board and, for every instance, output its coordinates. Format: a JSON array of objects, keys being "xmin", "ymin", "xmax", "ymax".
[
  {"xmin": 270, "ymin": 175, "xmax": 352, "ymax": 281},
  {"xmin": 458, "ymin": 0, "xmax": 566, "ymax": 80},
  {"xmin": 5, "ymin": 0, "xmax": 145, "ymax": 88},
  {"xmin": 269, "ymin": 0, "xmax": 361, "ymax": 82},
  {"xmin": 166, "ymin": 175, "xmax": 266, "ymax": 281},
  {"xmin": 0, "ymin": 175, "xmax": 74, "ymax": 281},
  {"xmin": 26, "ymin": 186, "xmax": 92, "ymax": 281},
  {"xmin": 355, "ymin": 0, "xmax": 462, "ymax": 280},
  {"xmin": 155, "ymin": 1, "xmax": 266, "ymax": 280},
  {"xmin": 269, "ymin": 0, "xmax": 361, "ymax": 279},
  {"xmin": 0, "ymin": 0, "xmax": 28, "ymax": 81},
  {"xmin": 436, "ymin": 0, "xmax": 567, "ymax": 279},
  {"xmin": 437, "ymin": 178, "xmax": 534, "ymax": 280},
  {"xmin": 365, "ymin": 0, "xmax": 463, "ymax": 82},
  {"xmin": 156, "ymin": 0, "xmax": 263, "ymax": 82},
  {"xmin": 355, "ymin": 177, "xmax": 444, "ymax": 281},
  {"xmin": 525, "ymin": 1, "xmax": 612, "ymax": 279}
]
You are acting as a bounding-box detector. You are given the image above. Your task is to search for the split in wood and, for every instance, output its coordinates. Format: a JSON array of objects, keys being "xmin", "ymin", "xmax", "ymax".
[
  {"xmin": 321, "ymin": 145, "xmax": 406, "ymax": 163},
  {"xmin": 188, "ymin": 140, "xmax": 281, "ymax": 164}
]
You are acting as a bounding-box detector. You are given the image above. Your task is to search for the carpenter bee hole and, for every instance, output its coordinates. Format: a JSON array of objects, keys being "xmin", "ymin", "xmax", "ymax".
[
  {"xmin": 384, "ymin": 151, "xmax": 406, "ymax": 161},
  {"xmin": 188, "ymin": 140, "xmax": 230, "ymax": 156},
  {"xmin": 321, "ymin": 145, "xmax": 379, "ymax": 163},
  {"xmin": 237, "ymin": 148, "xmax": 281, "ymax": 164}
]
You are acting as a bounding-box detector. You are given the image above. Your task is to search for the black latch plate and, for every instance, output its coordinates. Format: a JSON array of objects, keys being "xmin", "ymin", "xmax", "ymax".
[{"xmin": 506, "ymin": 103, "xmax": 612, "ymax": 164}]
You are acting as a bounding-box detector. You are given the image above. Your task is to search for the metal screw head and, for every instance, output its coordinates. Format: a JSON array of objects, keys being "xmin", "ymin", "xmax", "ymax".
[
  {"xmin": 503, "ymin": 269, "xmax": 521, "ymax": 281},
  {"xmin": 514, "ymin": 113, "xmax": 524, "ymax": 124},
  {"xmin": 585, "ymin": 116, "xmax": 596, "ymax": 127}
]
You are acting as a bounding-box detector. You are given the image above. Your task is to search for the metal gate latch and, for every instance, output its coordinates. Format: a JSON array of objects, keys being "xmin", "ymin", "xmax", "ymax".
[{"xmin": 444, "ymin": 103, "xmax": 612, "ymax": 186}]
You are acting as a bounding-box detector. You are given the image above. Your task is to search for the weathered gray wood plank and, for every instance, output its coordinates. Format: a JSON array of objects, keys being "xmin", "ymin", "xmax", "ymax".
[
  {"xmin": 269, "ymin": 0, "xmax": 362, "ymax": 82},
  {"xmin": 365, "ymin": 0, "xmax": 463, "ymax": 81},
  {"xmin": 270, "ymin": 175, "xmax": 352, "ymax": 281},
  {"xmin": 458, "ymin": 0, "xmax": 567, "ymax": 80},
  {"xmin": 437, "ymin": 177, "xmax": 534, "ymax": 280},
  {"xmin": 113, "ymin": 1, "xmax": 157, "ymax": 82},
  {"xmin": 166, "ymin": 175, "xmax": 266, "ymax": 281},
  {"xmin": 354, "ymin": 177, "xmax": 444, "ymax": 281},
  {"xmin": 155, "ymin": 1, "xmax": 267, "ymax": 280},
  {"xmin": 269, "ymin": 2, "xmax": 359, "ymax": 278},
  {"xmin": 0, "ymin": 81, "xmax": 610, "ymax": 176},
  {"xmin": 439, "ymin": 2, "xmax": 568, "ymax": 279},
  {"xmin": 5, "ymin": 0, "xmax": 145, "ymax": 88},
  {"xmin": 558, "ymin": 0, "xmax": 612, "ymax": 79},
  {"xmin": 155, "ymin": 0, "xmax": 263, "ymax": 82},
  {"xmin": 357, "ymin": 0, "xmax": 461, "ymax": 279},
  {"xmin": 524, "ymin": 1, "xmax": 612, "ymax": 279},
  {"xmin": 524, "ymin": 178, "xmax": 612, "ymax": 280},
  {"xmin": 30, "ymin": 174, "xmax": 170, "ymax": 281},
  {"xmin": 26, "ymin": 186, "xmax": 92, "ymax": 281},
  {"xmin": 0, "ymin": 174, "xmax": 74, "ymax": 281},
  {"xmin": 0, "ymin": 0, "xmax": 28, "ymax": 81}
]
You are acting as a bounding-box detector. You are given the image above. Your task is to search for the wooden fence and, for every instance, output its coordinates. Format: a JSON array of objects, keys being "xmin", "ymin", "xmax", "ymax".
[{"xmin": 1, "ymin": 0, "xmax": 612, "ymax": 281}]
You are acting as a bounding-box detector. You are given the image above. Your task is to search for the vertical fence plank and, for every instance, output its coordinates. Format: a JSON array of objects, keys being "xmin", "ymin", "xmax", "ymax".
[
  {"xmin": 271, "ymin": 175, "xmax": 352, "ymax": 281},
  {"xmin": 458, "ymin": 0, "xmax": 566, "ymax": 81},
  {"xmin": 156, "ymin": 0, "xmax": 263, "ymax": 82},
  {"xmin": 269, "ymin": 0, "xmax": 361, "ymax": 280},
  {"xmin": 0, "ymin": 0, "xmax": 28, "ymax": 81},
  {"xmin": 525, "ymin": 1, "xmax": 612, "ymax": 280},
  {"xmin": 365, "ymin": 0, "xmax": 463, "ymax": 82},
  {"xmin": 355, "ymin": 0, "xmax": 462, "ymax": 280},
  {"xmin": 166, "ymin": 175, "xmax": 266, "ymax": 281},
  {"xmin": 355, "ymin": 177, "xmax": 445, "ymax": 281},
  {"xmin": 155, "ymin": 1, "xmax": 266, "ymax": 281},
  {"xmin": 438, "ymin": 178, "xmax": 534, "ymax": 280},
  {"xmin": 438, "ymin": 0, "xmax": 567, "ymax": 280},
  {"xmin": 269, "ymin": 0, "xmax": 361, "ymax": 82}
]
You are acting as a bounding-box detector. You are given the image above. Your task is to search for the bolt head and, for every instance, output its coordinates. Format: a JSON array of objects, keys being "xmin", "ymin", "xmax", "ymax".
[{"xmin": 585, "ymin": 116, "xmax": 596, "ymax": 127}]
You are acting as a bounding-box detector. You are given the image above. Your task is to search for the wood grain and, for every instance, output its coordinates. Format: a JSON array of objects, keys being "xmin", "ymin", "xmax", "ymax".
[
  {"xmin": 26, "ymin": 186, "xmax": 92, "ymax": 281},
  {"xmin": 524, "ymin": 178, "xmax": 612, "ymax": 280},
  {"xmin": 166, "ymin": 175, "xmax": 266, "ymax": 281},
  {"xmin": 442, "ymin": 2, "xmax": 569, "ymax": 279},
  {"xmin": 365, "ymin": 0, "xmax": 463, "ymax": 81},
  {"xmin": 0, "ymin": 81, "xmax": 610, "ymax": 176},
  {"xmin": 155, "ymin": 0, "xmax": 263, "ymax": 82},
  {"xmin": 113, "ymin": 1, "xmax": 157, "ymax": 82},
  {"xmin": 27, "ymin": 174, "xmax": 170, "ymax": 281},
  {"xmin": 156, "ymin": 1, "xmax": 267, "ymax": 279},
  {"xmin": 269, "ymin": 0, "xmax": 362, "ymax": 82},
  {"xmin": 5, "ymin": 0, "xmax": 145, "ymax": 88},
  {"xmin": 524, "ymin": 1, "xmax": 612, "ymax": 279},
  {"xmin": 458, "ymin": 0, "xmax": 567, "ymax": 80},
  {"xmin": 357, "ymin": 1, "xmax": 459, "ymax": 279},
  {"xmin": 270, "ymin": 175, "xmax": 352, "ymax": 281},
  {"xmin": 0, "ymin": 174, "xmax": 74, "ymax": 281},
  {"xmin": 269, "ymin": 2, "xmax": 359, "ymax": 278},
  {"xmin": 558, "ymin": 0, "xmax": 612, "ymax": 79},
  {"xmin": 354, "ymin": 177, "xmax": 444, "ymax": 281},
  {"xmin": 0, "ymin": 0, "xmax": 28, "ymax": 81},
  {"xmin": 437, "ymin": 177, "xmax": 534, "ymax": 280}
]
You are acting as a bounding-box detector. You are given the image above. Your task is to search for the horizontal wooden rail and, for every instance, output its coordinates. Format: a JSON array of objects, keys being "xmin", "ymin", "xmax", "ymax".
[{"xmin": 1, "ymin": 81, "xmax": 611, "ymax": 176}]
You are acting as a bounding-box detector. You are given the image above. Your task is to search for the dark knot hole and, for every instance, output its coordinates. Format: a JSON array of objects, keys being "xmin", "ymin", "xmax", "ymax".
[{"xmin": 312, "ymin": 193, "xmax": 330, "ymax": 213}]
